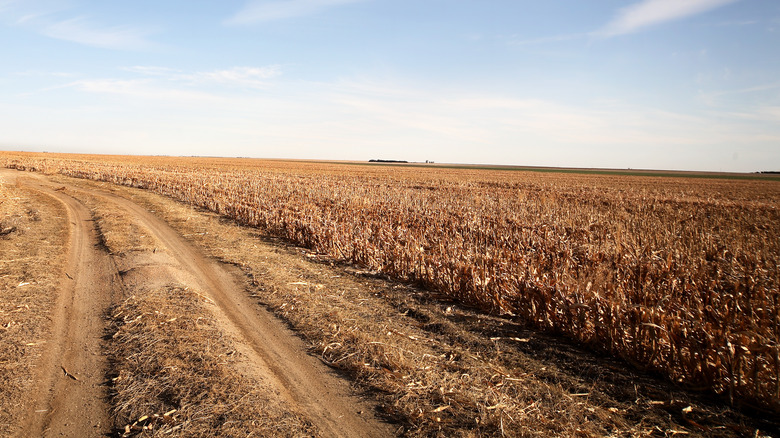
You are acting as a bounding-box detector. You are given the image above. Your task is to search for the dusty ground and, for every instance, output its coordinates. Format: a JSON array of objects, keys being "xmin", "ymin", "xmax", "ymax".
[{"xmin": 1, "ymin": 167, "xmax": 779, "ymax": 437}]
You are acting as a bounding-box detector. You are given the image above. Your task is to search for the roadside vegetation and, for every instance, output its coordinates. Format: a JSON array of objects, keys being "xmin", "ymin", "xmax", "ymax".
[{"xmin": 0, "ymin": 177, "xmax": 67, "ymax": 436}]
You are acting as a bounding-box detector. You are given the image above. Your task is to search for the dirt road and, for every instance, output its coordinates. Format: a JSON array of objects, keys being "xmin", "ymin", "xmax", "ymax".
[
  {"xmin": 5, "ymin": 169, "xmax": 391, "ymax": 437},
  {"xmin": 85, "ymin": 181, "xmax": 392, "ymax": 438},
  {"xmin": 14, "ymin": 173, "xmax": 117, "ymax": 437}
]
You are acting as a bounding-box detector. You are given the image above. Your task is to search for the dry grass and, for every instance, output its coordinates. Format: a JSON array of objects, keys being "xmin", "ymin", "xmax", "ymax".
[
  {"xmin": 109, "ymin": 286, "xmax": 315, "ymax": 437},
  {"xmin": 0, "ymin": 176, "xmax": 68, "ymax": 436}
]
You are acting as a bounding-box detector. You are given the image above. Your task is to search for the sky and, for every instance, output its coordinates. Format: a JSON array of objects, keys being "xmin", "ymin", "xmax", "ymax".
[{"xmin": 1, "ymin": 0, "xmax": 778, "ymax": 172}]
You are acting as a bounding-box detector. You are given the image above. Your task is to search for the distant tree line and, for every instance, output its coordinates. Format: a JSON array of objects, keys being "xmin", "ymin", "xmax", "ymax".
[{"xmin": 369, "ymin": 159, "xmax": 409, "ymax": 163}]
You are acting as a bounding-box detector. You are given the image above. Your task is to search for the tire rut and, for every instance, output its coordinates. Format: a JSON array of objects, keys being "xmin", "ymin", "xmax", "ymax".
[
  {"xmin": 62, "ymin": 182, "xmax": 393, "ymax": 437},
  {"xmin": 17, "ymin": 178, "xmax": 119, "ymax": 438}
]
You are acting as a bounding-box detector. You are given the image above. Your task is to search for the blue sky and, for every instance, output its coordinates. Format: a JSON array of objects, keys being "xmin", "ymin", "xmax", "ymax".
[{"xmin": 1, "ymin": 0, "xmax": 778, "ymax": 171}]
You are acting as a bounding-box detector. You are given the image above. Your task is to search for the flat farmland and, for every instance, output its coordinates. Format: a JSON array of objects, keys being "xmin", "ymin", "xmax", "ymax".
[{"xmin": 1, "ymin": 151, "xmax": 778, "ymax": 437}]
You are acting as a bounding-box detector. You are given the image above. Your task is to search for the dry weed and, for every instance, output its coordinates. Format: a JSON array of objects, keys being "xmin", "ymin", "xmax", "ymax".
[
  {"xmin": 109, "ymin": 286, "xmax": 315, "ymax": 437},
  {"xmin": 0, "ymin": 178, "xmax": 68, "ymax": 436}
]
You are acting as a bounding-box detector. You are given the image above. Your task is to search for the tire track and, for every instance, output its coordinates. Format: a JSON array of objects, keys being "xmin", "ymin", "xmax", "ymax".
[
  {"xmin": 17, "ymin": 177, "xmax": 119, "ymax": 438},
  {"xmin": 61, "ymin": 182, "xmax": 393, "ymax": 437}
]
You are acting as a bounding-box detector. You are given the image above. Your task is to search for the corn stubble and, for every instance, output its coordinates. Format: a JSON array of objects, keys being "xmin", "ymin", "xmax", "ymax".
[{"xmin": 3, "ymin": 152, "xmax": 779, "ymax": 413}]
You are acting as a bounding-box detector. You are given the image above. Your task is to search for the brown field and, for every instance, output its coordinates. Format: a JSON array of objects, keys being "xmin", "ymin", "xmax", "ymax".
[{"xmin": 1, "ymin": 150, "xmax": 779, "ymax": 437}]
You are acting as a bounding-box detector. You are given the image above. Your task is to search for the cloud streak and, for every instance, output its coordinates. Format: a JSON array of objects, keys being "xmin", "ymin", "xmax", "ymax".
[
  {"xmin": 69, "ymin": 78, "xmax": 232, "ymax": 106},
  {"xmin": 39, "ymin": 17, "xmax": 156, "ymax": 50},
  {"xmin": 10, "ymin": 71, "xmax": 780, "ymax": 171},
  {"xmin": 124, "ymin": 65, "xmax": 283, "ymax": 89},
  {"xmin": 597, "ymin": 0, "xmax": 740, "ymax": 37},
  {"xmin": 225, "ymin": 0, "xmax": 366, "ymax": 25},
  {"xmin": 0, "ymin": 2, "xmax": 156, "ymax": 50},
  {"xmin": 192, "ymin": 66, "xmax": 282, "ymax": 87}
]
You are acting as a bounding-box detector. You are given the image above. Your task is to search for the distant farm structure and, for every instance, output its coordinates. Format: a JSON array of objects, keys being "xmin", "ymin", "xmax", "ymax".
[{"xmin": 369, "ymin": 159, "xmax": 408, "ymax": 163}]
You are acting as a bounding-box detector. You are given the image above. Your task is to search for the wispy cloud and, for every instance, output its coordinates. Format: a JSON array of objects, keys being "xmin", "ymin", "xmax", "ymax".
[
  {"xmin": 66, "ymin": 78, "xmax": 233, "ymax": 106},
  {"xmin": 121, "ymin": 66, "xmax": 182, "ymax": 77},
  {"xmin": 711, "ymin": 19, "xmax": 758, "ymax": 27},
  {"xmin": 717, "ymin": 106, "xmax": 780, "ymax": 122},
  {"xmin": 44, "ymin": 65, "xmax": 284, "ymax": 107},
  {"xmin": 717, "ymin": 81, "xmax": 780, "ymax": 96},
  {"xmin": 0, "ymin": 2, "xmax": 156, "ymax": 50},
  {"xmin": 66, "ymin": 72, "xmax": 778, "ymax": 152},
  {"xmin": 698, "ymin": 81, "xmax": 780, "ymax": 106},
  {"xmin": 10, "ymin": 71, "xmax": 780, "ymax": 170},
  {"xmin": 327, "ymin": 79, "xmax": 760, "ymax": 151},
  {"xmin": 14, "ymin": 70, "xmax": 76, "ymax": 78},
  {"xmin": 511, "ymin": 0, "xmax": 743, "ymax": 47},
  {"xmin": 225, "ymin": 0, "xmax": 366, "ymax": 25},
  {"xmin": 191, "ymin": 66, "xmax": 282, "ymax": 87},
  {"xmin": 124, "ymin": 65, "xmax": 283, "ymax": 89},
  {"xmin": 39, "ymin": 17, "xmax": 156, "ymax": 50},
  {"xmin": 597, "ymin": 0, "xmax": 740, "ymax": 37}
]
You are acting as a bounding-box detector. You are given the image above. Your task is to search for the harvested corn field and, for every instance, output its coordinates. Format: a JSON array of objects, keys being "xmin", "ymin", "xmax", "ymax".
[{"xmin": 1, "ymin": 151, "xmax": 779, "ymax": 437}]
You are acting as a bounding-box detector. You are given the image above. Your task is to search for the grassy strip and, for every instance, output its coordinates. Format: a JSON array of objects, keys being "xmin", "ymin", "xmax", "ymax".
[{"xmin": 109, "ymin": 286, "xmax": 314, "ymax": 437}]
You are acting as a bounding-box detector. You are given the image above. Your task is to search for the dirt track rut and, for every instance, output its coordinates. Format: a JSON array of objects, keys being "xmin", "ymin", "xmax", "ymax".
[
  {"xmin": 11, "ymin": 169, "xmax": 391, "ymax": 437},
  {"xmin": 16, "ymin": 175, "xmax": 117, "ymax": 437}
]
